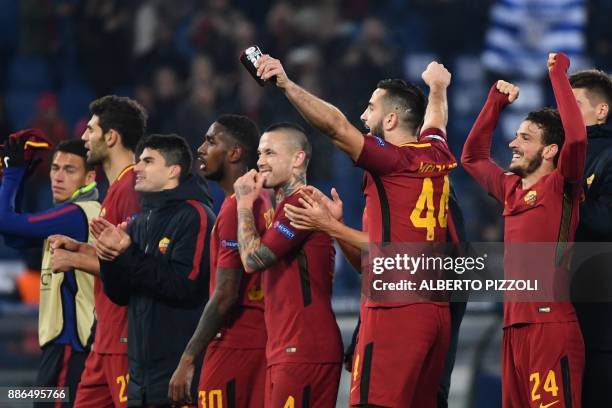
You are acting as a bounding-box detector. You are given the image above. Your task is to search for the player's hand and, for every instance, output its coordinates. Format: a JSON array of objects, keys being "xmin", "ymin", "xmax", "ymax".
[
  {"xmin": 303, "ymin": 186, "xmax": 344, "ymax": 221},
  {"xmin": 90, "ymin": 217, "xmax": 115, "ymax": 240},
  {"xmin": 48, "ymin": 234, "xmax": 81, "ymax": 252},
  {"xmin": 168, "ymin": 357, "xmax": 195, "ymax": 405},
  {"xmin": 234, "ymin": 169, "xmax": 266, "ymax": 207},
  {"xmin": 547, "ymin": 53, "xmax": 558, "ymax": 71},
  {"xmin": 1, "ymin": 136, "xmax": 27, "ymax": 168},
  {"xmin": 95, "ymin": 222, "xmax": 131, "ymax": 261},
  {"xmin": 255, "ymin": 55, "xmax": 290, "ymax": 89},
  {"xmin": 495, "ymin": 80, "xmax": 519, "ymax": 104},
  {"xmin": 421, "ymin": 61, "xmax": 451, "ymax": 89},
  {"xmin": 284, "ymin": 188, "xmax": 338, "ymax": 232},
  {"xmin": 50, "ymin": 248, "xmax": 75, "ymax": 273},
  {"xmin": 547, "ymin": 52, "xmax": 570, "ymax": 73}
]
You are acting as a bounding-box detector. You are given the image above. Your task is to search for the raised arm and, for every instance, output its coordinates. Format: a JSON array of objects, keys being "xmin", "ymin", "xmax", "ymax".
[
  {"xmin": 256, "ymin": 55, "xmax": 364, "ymax": 161},
  {"xmin": 548, "ymin": 53, "xmax": 587, "ymax": 183},
  {"xmin": 461, "ymin": 81, "xmax": 517, "ymax": 202},
  {"xmin": 421, "ymin": 62, "xmax": 451, "ymax": 134}
]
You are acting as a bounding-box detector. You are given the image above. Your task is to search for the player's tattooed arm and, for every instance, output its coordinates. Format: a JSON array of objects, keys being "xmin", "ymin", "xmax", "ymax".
[
  {"xmin": 234, "ymin": 169, "xmax": 278, "ymax": 272},
  {"xmin": 237, "ymin": 208, "xmax": 277, "ymax": 273},
  {"xmin": 169, "ymin": 267, "xmax": 242, "ymax": 404}
]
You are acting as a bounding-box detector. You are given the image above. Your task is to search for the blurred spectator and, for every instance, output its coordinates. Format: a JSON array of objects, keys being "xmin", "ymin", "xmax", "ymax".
[
  {"xmin": 19, "ymin": 0, "xmax": 58, "ymax": 56},
  {"xmin": 147, "ymin": 66, "xmax": 183, "ymax": 134},
  {"xmin": 176, "ymin": 81, "xmax": 219, "ymax": 154},
  {"xmin": 331, "ymin": 17, "xmax": 401, "ymax": 122},
  {"xmin": 75, "ymin": 0, "xmax": 134, "ymax": 96},
  {"xmin": 188, "ymin": 0, "xmax": 245, "ymax": 74},
  {"xmin": 0, "ymin": 97, "xmax": 13, "ymax": 139},
  {"xmin": 30, "ymin": 93, "xmax": 68, "ymax": 148}
]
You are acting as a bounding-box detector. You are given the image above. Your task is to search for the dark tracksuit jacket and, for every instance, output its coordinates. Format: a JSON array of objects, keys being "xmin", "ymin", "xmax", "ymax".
[
  {"xmin": 571, "ymin": 123, "xmax": 612, "ymax": 406},
  {"xmin": 100, "ymin": 175, "xmax": 215, "ymax": 406}
]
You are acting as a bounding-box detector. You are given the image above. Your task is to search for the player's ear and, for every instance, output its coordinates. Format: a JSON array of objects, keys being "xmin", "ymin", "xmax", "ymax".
[
  {"xmin": 543, "ymin": 144, "xmax": 559, "ymax": 161},
  {"xmin": 105, "ymin": 129, "xmax": 120, "ymax": 148},
  {"xmin": 385, "ymin": 112, "xmax": 398, "ymax": 131},
  {"xmin": 228, "ymin": 144, "xmax": 244, "ymax": 164},
  {"xmin": 597, "ymin": 102, "xmax": 609, "ymax": 123},
  {"xmin": 85, "ymin": 170, "xmax": 96, "ymax": 184},
  {"xmin": 294, "ymin": 150, "xmax": 306, "ymax": 168},
  {"xmin": 166, "ymin": 163, "xmax": 181, "ymax": 181}
]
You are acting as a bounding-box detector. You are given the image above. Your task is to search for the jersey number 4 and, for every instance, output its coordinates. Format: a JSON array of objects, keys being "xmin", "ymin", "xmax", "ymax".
[{"xmin": 410, "ymin": 175, "xmax": 450, "ymax": 240}]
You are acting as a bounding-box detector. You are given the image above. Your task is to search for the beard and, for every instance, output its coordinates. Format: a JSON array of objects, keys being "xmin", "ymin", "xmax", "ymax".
[
  {"xmin": 204, "ymin": 166, "xmax": 224, "ymax": 182},
  {"xmin": 509, "ymin": 148, "xmax": 544, "ymax": 178},
  {"xmin": 86, "ymin": 150, "xmax": 103, "ymax": 166},
  {"xmin": 367, "ymin": 119, "xmax": 385, "ymax": 139}
]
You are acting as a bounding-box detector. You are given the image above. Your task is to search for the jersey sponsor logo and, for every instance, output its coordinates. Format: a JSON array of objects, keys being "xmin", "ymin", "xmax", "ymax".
[
  {"xmin": 586, "ymin": 173, "xmax": 595, "ymax": 188},
  {"xmin": 524, "ymin": 190, "xmax": 537, "ymax": 205},
  {"xmin": 374, "ymin": 136, "xmax": 385, "ymax": 146},
  {"xmin": 99, "ymin": 207, "xmax": 106, "ymax": 218},
  {"xmin": 274, "ymin": 221, "xmax": 295, "ymax": 240},
  {"xmin": 539, "ymin": 401, "xmax": 559, "ymax": 408},
  {"xmin": 221, "ymin": 239, "xmax": 239, "ymax": 250},
  {"xmin": 158, "ymin": 237, "xmax": 171, "ymax": 254}
]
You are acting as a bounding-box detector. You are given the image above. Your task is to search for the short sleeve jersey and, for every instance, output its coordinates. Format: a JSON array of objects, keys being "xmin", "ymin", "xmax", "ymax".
[
  {"xmin": 356, "ymin": 129, "xmax": 457, "ymax": 307},
  {"xmin": 94, "ymin": 165, "xmax": 140, "ymax": 354},
  {"xmin": 208, "ymin": 192, "xmax": 273, "ymax": 349},
  {"xmin": 260, "ymin": 191, "xmax": 343, "ymax": 365}
]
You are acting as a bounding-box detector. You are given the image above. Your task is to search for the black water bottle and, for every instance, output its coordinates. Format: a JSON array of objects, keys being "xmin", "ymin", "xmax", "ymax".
[{"xmin": 240, "ymin": 45, "xmax": 275, "ymax": 86}]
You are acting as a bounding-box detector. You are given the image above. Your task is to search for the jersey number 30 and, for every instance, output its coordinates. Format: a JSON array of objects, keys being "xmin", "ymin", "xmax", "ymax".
[{"xmin": 410, "ymin": 176, "xmax": 450, "ymax": 241}]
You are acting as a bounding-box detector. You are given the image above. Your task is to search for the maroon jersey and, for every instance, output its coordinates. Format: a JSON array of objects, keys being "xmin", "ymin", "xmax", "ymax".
[
  {"xmin": 357, "ymin": 128, "xmax": 457, "ymax": 244},
  {"xmin": 209, "ymin": 193, "xmax": 272, "ymax": 349},
  {"xmin": 260, "ymin": 191, "xmax": 342, "ymax": 365},
  {"xmin": 356, "ymin": 128, "xmax": 456, "ymax": 307},
  {"xmin": 462, "ymin": 54, "xmax": 587, "ymax": 327},
  {"xmin": 94, "ymin": 166, "xmax": 140, "ymax": 354}
]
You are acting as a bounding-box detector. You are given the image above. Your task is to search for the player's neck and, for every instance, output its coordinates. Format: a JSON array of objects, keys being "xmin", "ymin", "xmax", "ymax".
[
  {"xmin": 521, "ymin": 165, "xmax": 554, "ymax": 189},
  {"xmin": 275, "ymin": 173, "xmax": 306, "ymax": 203},
  {"xmin": 222, "ymin": 165, "xmax": 249, "ymax": 196},
  {"xmin": 385, "ymin": 131, "xmax": 418, "ymax": 146},
  {"xmin": 104, "ymin": 149, "xmax": 136, "ymax": 185}
]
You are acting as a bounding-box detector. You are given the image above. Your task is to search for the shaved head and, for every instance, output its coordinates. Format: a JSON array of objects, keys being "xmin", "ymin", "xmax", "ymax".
[{"xmin": 264, "ymin": 122, "xmax": 311, "ymax": 167}]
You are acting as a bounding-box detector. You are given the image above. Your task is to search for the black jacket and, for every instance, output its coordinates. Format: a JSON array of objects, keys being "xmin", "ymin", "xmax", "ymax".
[
  {"xmin": 572, "ymin": 123, "xmax": 612, "ymax": 351},
  {"xmin": 100, "ymin": 175, "xmax": 215, "ymax": 406}
]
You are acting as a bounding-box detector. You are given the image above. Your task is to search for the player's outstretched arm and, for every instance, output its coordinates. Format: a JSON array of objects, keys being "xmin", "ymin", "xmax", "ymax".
[
  {"xmin": 169, "ymin": 266, "xmax": 242, "ymax": 405},
  {"xmin": 548, "ymin": 53, "xmax": 587, "ymax": 183},
  {"xmin": 421, "ymin": 62, "xmax": 451, "ymax": 134},
  {"xmin": 461, "ymin": 80, "xmax": 518, "ymax": 201},
  {"xmin": 256, "ymin": 55, "xmax": 364, "ymax": 161}
]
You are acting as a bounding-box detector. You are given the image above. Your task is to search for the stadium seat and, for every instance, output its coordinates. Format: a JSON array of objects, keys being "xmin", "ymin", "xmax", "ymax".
[
  {"xmin": 7, "ymin": 56, "xmax": 52, "ymax": 92},
  {"xmin": 4, "ymin": 89, "xmax": 39, "ymax": 129}
]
